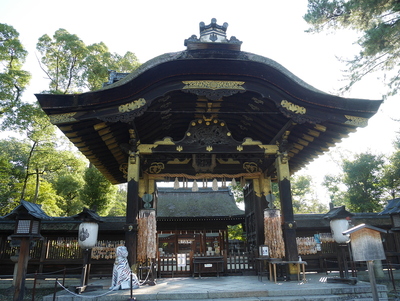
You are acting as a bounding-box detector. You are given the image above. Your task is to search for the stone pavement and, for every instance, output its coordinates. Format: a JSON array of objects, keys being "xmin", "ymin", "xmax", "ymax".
[{"xmin": 40, "ymin": 273, "xmax": 389, "ymax": 301}]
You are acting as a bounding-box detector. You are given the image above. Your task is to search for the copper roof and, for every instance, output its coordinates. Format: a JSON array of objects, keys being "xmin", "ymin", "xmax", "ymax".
[{"xmin": 36, "ymin": 20, "xmax": 383, "ymax": 184}]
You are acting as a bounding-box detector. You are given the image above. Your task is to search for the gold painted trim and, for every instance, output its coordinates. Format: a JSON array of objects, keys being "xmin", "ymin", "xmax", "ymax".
[
  {"xmin": 217, "ymin": 158, "xmax": 240, "ymax": 164},
  {"xmin": 258, "ymin": 145, "xmax": 279, "ymax": 154},
  {"xmin": 182, "ymin": 80, "xmax": 245, "ymax": 90},
  {"xmin": 281, "ymin": 100, "xmax": 306, "ymax": 114},
  {"xmin": 154, "ymin": 137, "xmax": 175, "ymax": 145},
  {"xmin": 344, "ymin": 115, "xmax": 368, "ymax": 127},
  {"xmin": 167, "ymin": 158, "xmax": 191, "ymax": 164},
  {"xmin": 137, "ymin": 144, "xmax": 158, "ymax": 154},
  {"xmin": 242, "ymin": 138, "xmax": 262, "ymax": 145},
  {"xmin": 49, "ymin": 112, "xmax": 77, "ymax": 124},
  {"xmin": 119, "ymin": 98, "xmax": 146, "ymax": 113}
]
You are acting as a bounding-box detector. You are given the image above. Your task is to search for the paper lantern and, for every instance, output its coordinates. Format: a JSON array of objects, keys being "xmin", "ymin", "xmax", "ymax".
[
  {"xmin": 78, "ymin": 222, "xmax": 99, "ymax": 249},
  {"xmin": 330, "ymin": 219, "xmax": 350, "ymax": 243}
]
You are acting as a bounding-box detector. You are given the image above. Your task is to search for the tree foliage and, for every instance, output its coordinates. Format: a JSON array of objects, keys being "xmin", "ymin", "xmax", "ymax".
[
  {"xmin": 291, "ymin": 174, "xmax": 328, "ymax": 213},
  {"xmin": 36, "ymin": 29, "xmax": 140, "ymax": 94},
  {"xmin": 304, "ymin": 0, "xmax": 400, "ymax": 96},
  {"xmin": 0, "ymin": 23, "xmax": 30, "ymax": 118},
  {"xmin": 80, "ymin": 165, "xmax": 117, "ymax": 215},
  {"xmin": 342, "ymin": 152, "xmax": 385, "ymax": 212}
]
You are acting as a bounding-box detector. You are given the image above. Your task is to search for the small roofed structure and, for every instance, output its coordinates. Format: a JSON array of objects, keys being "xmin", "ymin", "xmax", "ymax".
[
  {"xmin": 156, "ymin": 187, "xmax": 244, "ymax": 256},
  {"xmin": 4, "ymin": 200, "xmax": 53, "ymax": 222},
  {"xmin": 156, "ymin": 187, "xmax": 244, "ymax": 225}
]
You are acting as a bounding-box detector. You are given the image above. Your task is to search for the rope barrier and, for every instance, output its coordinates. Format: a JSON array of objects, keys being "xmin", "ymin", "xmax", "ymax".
[
  {"xmin": 56, "ymin": 281, "xmax": 120, "ymax": 298},
  {"xmin": 54, "ymin": 269, "xmax": 150, "ymax": 299}
]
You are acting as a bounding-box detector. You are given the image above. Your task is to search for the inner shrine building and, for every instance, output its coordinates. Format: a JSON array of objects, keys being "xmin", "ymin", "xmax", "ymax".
[{"xmin": 35, "ymin": 19, "xmax": 382, "ymax": 266}]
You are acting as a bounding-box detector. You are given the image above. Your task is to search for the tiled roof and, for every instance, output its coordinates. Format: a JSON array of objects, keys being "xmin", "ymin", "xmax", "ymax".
[{"xmin": 380, "ymin": 198, "xmax": 400, "ymax": 215}]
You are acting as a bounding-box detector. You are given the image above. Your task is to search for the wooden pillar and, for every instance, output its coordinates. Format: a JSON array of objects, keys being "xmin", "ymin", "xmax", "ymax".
[
  {"xmin": 13, "ymin": 237, "xmax": 30, "ymax": 301},
  {"xmin": 275, "ymin": 152, "xmax": 298, "ymax": 261},
  {"xmin": 126, "ymin": 151, "xmax": 140, "ymax": 267},
  {"xmin": 253, "ymin": 174, "xmax": 270, "ymax": 246},
  {"xmin": 252, "ymin": 174, "xmax": 270, "ymax": 247}
]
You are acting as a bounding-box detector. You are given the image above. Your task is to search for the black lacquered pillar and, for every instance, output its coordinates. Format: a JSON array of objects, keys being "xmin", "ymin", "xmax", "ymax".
[
  {"xmin": 126, "ymin": 151, "xmax": 140, "ymax": 267},
  {"xmin": 275, "ymin": 152, "xmax": 298, "ymax": 261}
]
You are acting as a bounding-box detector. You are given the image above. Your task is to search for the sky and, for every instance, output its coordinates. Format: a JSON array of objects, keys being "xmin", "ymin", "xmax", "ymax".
[{"xmin": 1, "ymin": 0, "xmax": 399, "ymax": 205}]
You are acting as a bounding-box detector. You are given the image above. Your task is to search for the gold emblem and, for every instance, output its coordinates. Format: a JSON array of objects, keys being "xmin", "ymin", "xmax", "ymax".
[
  {"xmin": 344, "ymin": 115, "xmax": 368, "ymax": 127},
  {"xmin": 119, "ymin": 98, "xmax": 146, "ymax": 113},
  {"xmin": 182, "ymin": 80, "xmax": 245, "ymax": 90},
  {"xmin": 148, "ymin": 162, "xmax": 165, "ymax": 174},
  {"xmin": 49, "ymin": 112, "xmax": 77, "ymax": 124},
  {"xmin": 281, "ymin": 100, "xmax": 306, "ymax": 115},
  {"xmin": 243, "ymin": 162, "xmax": 259, "ymax": 173}
]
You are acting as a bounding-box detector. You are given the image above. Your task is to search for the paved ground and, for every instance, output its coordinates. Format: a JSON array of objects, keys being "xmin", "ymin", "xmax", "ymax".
[{"xmin": 37, "ymin": 272, "xmax": 389, "ymax": 301}]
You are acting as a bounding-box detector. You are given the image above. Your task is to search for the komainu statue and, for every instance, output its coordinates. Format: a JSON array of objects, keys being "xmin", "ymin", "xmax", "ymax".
[{"xmin": 109, "ymin": 246, "xmax": 140, "ymax": 290}]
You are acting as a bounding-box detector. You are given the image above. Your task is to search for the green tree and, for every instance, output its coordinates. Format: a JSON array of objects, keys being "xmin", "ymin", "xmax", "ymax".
[
  {"xmin": 37, "ymin": 29, "xmax": 140, "ymax": 94},
  {"xmin": 84, "ymin": 43, "xmax": 140, "ymax": 91},
  {"xmin": 107, "ymin": 187, "xmax": 127, "ymax": 216},
  {"xmin": 0, "ymin": 138, "xmax": 30, "ymax": 214},
  {"xmin": 228, "ymin": 224, "xmax": 244, "ymax": 241},
  {"xmin": 304, "ymin": 0, "xmax": 400, "ymax": 96},
  {"xmin": 0, "ymin": 23, "xmax": 30, "ymax": 118},
  {"xmin": 322, "ymin": 174, "xmax": 346, "ymax": 207},
  {"xmin": 291, "ymin": 174, "xmax": 328, "ymax": 213},
  {"xmin": 80, "ymin": 165, "xmax": 117, "ymax": 215},
  {"xmin": 36, "ymin": 28, "xmax": 87, "ymax": 94},
  {"xmin": 382, "ymin": 138, "xmax": 400, "ymax": 199},
  {"xmin": 52, "ymin": 172, "xmax": 85, "ymax": 216},
  {"xmin": 342, "ymin": 152, "xmax": 385, "ymax": 212}
]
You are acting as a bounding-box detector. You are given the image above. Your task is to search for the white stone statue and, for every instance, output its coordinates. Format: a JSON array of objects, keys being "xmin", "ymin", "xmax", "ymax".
[{"xmin": 109, "ymin": 246, "xmax": 139, "ymax": 290}]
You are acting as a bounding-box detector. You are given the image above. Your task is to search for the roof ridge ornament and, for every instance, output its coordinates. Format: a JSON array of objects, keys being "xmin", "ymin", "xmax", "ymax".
[{"xmin": 184, "ymin": 18, "xmax": 242, "ymax": 51}]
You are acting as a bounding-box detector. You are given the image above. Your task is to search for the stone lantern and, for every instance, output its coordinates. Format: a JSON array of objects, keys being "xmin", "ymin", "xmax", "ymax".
[{"xmin": 4, "ymin": 200, "xmax": 53, "ymax": 301}]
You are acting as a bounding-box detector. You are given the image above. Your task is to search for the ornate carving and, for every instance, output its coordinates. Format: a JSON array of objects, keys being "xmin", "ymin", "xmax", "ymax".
[
  {"xmin": 99, "ymin": 107, "xmax": 147, "ymax": 123},
  {"xmin": 344, "ymin": 115, "xmax": 368, "ymax": 127},
  {"xmin": 49, "ymin": 112, "xmax": 77, "ymax": 124},
  {"xmin": 178, "ymin": 117, "xmax": 240, "ymax": 146},
  {"xmin": 148, "ymin": 162, "xmax": 165, "ymax": 174},
  {"xmin": 119, "ymin": 163, "xmax": 128, "ymax": 179},
  {"xmin": 280, "ymin": 100, "xmax": 306, "ymax": 115},
  {"xmin": 243, "ymin": 162, "xmax": 260, "ymax": 173},
  {"xmin": 182, "ymin": 80, "xmax": 245, "ymax": 101},
  {"xmin": 119, "ymin": 98, "xmax": 146, "ymax": 113},
  {"xmin": 192, "ymin": 154, "xmax": 217, "ymax": 172},
  {"xmin": 98, "ymin": 98, "xmax": 147, "ymax": 123}
]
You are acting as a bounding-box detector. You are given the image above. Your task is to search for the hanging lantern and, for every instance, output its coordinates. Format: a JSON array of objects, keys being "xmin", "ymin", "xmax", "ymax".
[
  {"xmin": 78, "ymin": 222, "xmax": 99, "ymax": 249},
  {"xmin": 330, "ymin": 219, "xmax": 350, "ymax": 244}
]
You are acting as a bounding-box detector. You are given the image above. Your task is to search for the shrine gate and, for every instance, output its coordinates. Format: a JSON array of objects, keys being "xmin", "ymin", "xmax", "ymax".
[{"xmin": 36, "ymin": 19, "xmax": 382, "ymax": 269}]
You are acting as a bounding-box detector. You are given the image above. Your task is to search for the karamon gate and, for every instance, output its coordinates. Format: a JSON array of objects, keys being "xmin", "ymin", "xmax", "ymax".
[{"xmin": 36, "ymin": 19, "xmax": 382, "ymax": 267}]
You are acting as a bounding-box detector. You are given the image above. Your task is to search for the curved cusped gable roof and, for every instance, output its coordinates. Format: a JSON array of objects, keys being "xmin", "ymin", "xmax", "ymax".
[{"xmin": 36, "ymin": 20, "xmax": 382, "ymax": 184}]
